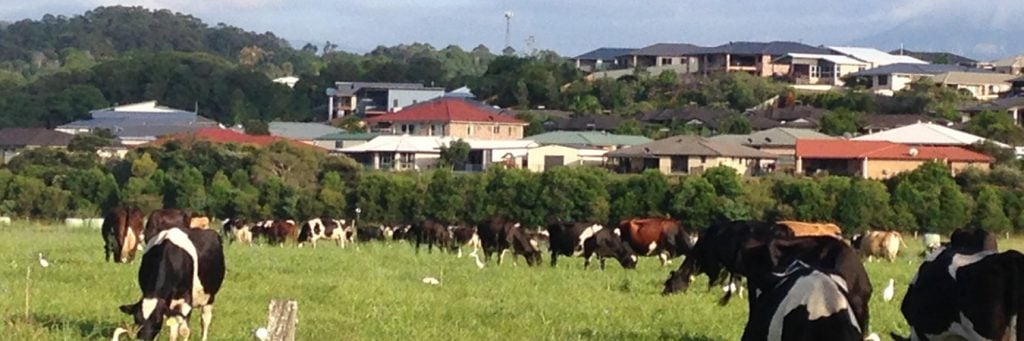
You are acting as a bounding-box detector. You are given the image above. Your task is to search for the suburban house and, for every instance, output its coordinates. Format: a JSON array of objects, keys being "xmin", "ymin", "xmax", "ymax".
[
  {"xmin": 694, "ymin": 41, "xmax": 832, "ymax": 77},
  {"xmin": 338, "ymin": 135, "xmax": 537, "ymax": 171},
  {"xmin": 606, "ymin": 135, "xmax": 777, "ymax": 175},
  {"xmin": 149, "ymin": 128, "xmax": 318, "ymax": 149},
  {"xmin": 0, "ymin": 128, "xmax": 75, "ymax": 163},
  {"xmin": 639, "ymin": 106, "xmax": 740, "ymax": 129},
  {"xmin": 526, "ymin": 144, "xmax": 608, "ymax": 172},
  {"xmin": 268, "ymin": 122, "xmax": 345, "ymax": 148},
  {"xmin": 745, "ymin": 105, "xmax": 827, "ymax": 130},
  {"xmin": 845, "ymin": 63, "xmax": 992, "ymax": 96},
  {"xmin": 795, "ymin": 139, "xmax": 993, "ymax": 179},
  {"xmin": 773, "ymin": 53, "xmax": 868, "ymax": 86},
  {"xmin": 363, "ymin": 98, "xmax": 527, "ymax": 140},
  {"xmin": 890, "ymin": 49, "xmax": 979, "ymax": 67},
  {"xmin": 572, "ymin": 48, "xmax": 635, "ymax": 72},
  {"xmin": 929, "ymin": 72, "xmax": 1016, "ymax": 100},
  {"xmin": 615, "ymin": 43, "xmax": 703, "ymax": 70},
  {"xmin": 56, "ymin": 101, "xmax": 220, "ymax": 146},
  {"xmin": 527, "ymin": 131, "xmax": 652, "ymax": 151},
  {"xmin": 826, "ymin": 46, "xmax": 927, "ymax": 69},
  {"xmin": 859, "ymin": 114, "xmax": 957, "ymax": 134},
  {"xmin": 852, "ymin": 122, "xmax": 1010, "ymax": 147},
  {"xmin": 709, "ymin": 127, "xmax": 835, "ymax": 171},
  {"xmin": 542, "ymin": 115, "xmax": 626, "ymax": 132},
  {"xmin": 328, "ymin": 81, "xmax": 445, "ymax": 119},
  {"xmin": 991, "ymin": 55, "xmax": 1024, "ymax": 75},
  {"xmin": 313, "ymin": 132, "xmax": 382, "ymax": 150},
  {"xmin": 960, "ymin": 97, "xmax": 1024, "ymax": 126}
]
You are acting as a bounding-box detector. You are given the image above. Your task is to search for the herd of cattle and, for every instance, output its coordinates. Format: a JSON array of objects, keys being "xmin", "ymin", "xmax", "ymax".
[{"xmin": 98, "ymin": 206, "xmax": 1023, "ymax": 341}]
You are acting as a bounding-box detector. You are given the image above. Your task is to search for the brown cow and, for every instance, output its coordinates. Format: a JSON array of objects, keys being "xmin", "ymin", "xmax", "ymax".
[
  {"xmin": 189, "ymin": 216, "xmax": 211, "ymax": 230},
  {"xmin": 101, "ymin": 207, "xmax": 145, "ymax": 263},
  {"xmin": 775, "ymin": 221, "xmax": 842, "ymax": 237},
  {"xmin": 619, "ymin": 217, "xmax": 696, "ymax": 266},
  {"xmin": 143, "ymin": 208, "xmax": 192, "ymax": 243},
  {"xmin": 856, "ymin": 230, "xmax": 904, "ymax": 262},
  {"xmin": 262, "ymin": 219, "xmax": 298, "ymax": 245}
]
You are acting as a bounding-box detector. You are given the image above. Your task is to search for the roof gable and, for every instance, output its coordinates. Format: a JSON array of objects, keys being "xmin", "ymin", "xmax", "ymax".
[
  {"xmin": 852, "ymin": 122, "xmax": 1008, "ymax": 147},
  {"xmin": 363, "ymin": 98, "xmax": 524, "ymax": 124}
]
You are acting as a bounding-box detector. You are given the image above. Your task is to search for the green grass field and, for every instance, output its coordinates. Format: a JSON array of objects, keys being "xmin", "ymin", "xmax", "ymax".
[{"xmin": 0, "ymin": 224, "xmax": 1021, "ymax": 340}]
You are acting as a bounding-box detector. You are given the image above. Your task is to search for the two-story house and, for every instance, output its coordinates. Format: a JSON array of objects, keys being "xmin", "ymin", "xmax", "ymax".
[
  {"xmin": 615, "ymin": 43, "xmax": 704, "ymax": 70},
  {"xmin": 329, "ymin": 82, "xmax": 445, "ymax": 119},
  {"xmin": 695, "ymin": 41, "xmax": 832, "ymax": 77},
  {"xmin": 571, "ymin": 48, "xmax": 635, "ymax": 72},
  {"xmin": 363, "ymin": 97, "xmax": 527, "ymax": 140}
]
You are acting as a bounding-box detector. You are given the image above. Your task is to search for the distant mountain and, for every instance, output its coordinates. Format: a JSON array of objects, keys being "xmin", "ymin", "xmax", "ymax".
[{"xmin": 850, "ymin": 21, "xmax": 1024, "ymax": 62}]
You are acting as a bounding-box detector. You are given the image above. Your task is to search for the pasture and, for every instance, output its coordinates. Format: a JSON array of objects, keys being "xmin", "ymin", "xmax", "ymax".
[{"xmin": 1, "ymin": 224, "xmax": 1022, "ymax": 340}]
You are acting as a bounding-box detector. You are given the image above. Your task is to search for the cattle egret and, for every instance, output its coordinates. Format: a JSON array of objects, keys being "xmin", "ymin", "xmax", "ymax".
[
  {"xmin": 422, "ymin": 277, "xmax": 441, "ymax": 285},
  {"xmin": 37, "ymin": 253, "xmax": 49, "ymax": 268},
  {"xmin": 111, "ymin": 327, "xmax": 128, "ymax": 341},
  {"xmin": 254, "ymin": 326, "xmax": 269, "ymax": 341},
  {"xmin": 470, "ymin": 249, "xmax": 485, "ymax": 269},
  {"xmin": 865, "ymin": 332, "xmax": 881, "ymax": 341},
  {"xmin": 882, "ymin": 278, "xmax": 895, "ymax": 302}
]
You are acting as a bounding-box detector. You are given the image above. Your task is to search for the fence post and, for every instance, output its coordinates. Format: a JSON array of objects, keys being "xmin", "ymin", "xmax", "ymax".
[{"xmin": 267, "ymin": 299, "xmax": 298, "ymax": 341}]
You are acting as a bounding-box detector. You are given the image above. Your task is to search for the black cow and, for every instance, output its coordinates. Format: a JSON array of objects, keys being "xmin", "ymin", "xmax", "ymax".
[
  {"xmin": 948, "ymin": 227, "xmax": 998, "ymax": 253},
  {"xmin": 546, "ymin": 222, "xmax": 636, "ymax": 269},
  {"xmin": 450, "ymin": 226, "xmax": 481, "ymax": 257},
  {"xmin": 391, "ymin": 225, "xmax": 413, "ymax": 241},
  {"xmin": 119, "ymin": 227, "xmax": 225, "ymax": 341},
  {"xmin": 413, "ymin": 220, "xmax": 451, "ymax": 253},
  {"xmin": 742, "ymin": 261, "xmax": 863, "ymax": 341},
  {"xmin": 662, "ymin": 220, "xmax": 780, "ymax": 298},
  {"xmin": 897, "ymin": 247, "xmax": 1024, "ymax": 341},
  {"xmin": 478, "ymin": 217, "xmax": 541, "ymax": 266},
  {"xmin": 357, "ymin": 225, "xmax": 393, "ymax": 242},
  {"xmin": 144, "ymin": 209, "xmax": 192, "ymax": 243}
]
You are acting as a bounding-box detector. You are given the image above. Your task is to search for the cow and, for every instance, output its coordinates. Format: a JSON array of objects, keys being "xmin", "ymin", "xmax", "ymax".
[
  {"xmin": 898, "ymin": 247, "xmax": 1024, "ymax": 341},
  {"xmin": 774, "ymin": 221, "xmax": 842, "ymax": 237},
  {"xmin": 664, "ymin": 221, "xmax": 872, "ymax": 337},
  {"xmin": 741, "ymin": 261, "xmax": 863, "ymax": 341},
  {"xmin": 101, "ymin": 207, "xmax": 145, "ymax": 263},
  {"xmin": 118, "ymin": 227, "xmax": 225, "ymax": 341},
  {"xmin": 356, "ymin": 224, "xmax": 393, "ymax": 243},
  {"xmin": 391, "ymin": 225, "xmax": 413, "ymax": 241},
  {"xmin": 546, "ymin": 222, "xmax": 636, "ymax": 270},
  {"xmin": 144, "ymin": 209, "xmax": 192, "ymax": 243},
  {"xmin": 256, "ymin": 220, "xmax": 297, "ymax": 246},
  {"xmin": 413, "ymin": 220, "xmax": 451, "ymax": 253},
  {"xmin": 922, "ymin": 233, "xmax": 942, "ymax": 255},
  {"xmin": 618, "ymin": 217, "xmax": 697, "ymax": 266},
  {"xmin": 948, "ymin": 227, "xmax": 998, "ymax": 253},
  {"xmin": 450, "ymin": 226, "xmax": 481, "ymax": 258},
  {"xmin": 189, "ymin": 216, "xmax": 211, "ymax": 230},
  {"xmin": 298, "ymin": 218, "xmax": 348, "ymax": 248},
  {"xmin": 857, "ymin": 230, "xmax": 905, "ymax": 262},
  {"xmin": 477, "ymin": 217, "xmax": 542, "ymax": 266},
  {"xmin": 220, "ymin": 218, "xmax": 253, "ymax": 245}
]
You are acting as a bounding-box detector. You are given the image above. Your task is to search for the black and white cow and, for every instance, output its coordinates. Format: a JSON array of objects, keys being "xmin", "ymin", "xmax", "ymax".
[
  {"xmin": 220, "ymin": 218, "xmax": 253, "ymax": 245},
  {"xmin": 119, "ymin": 227, "xmax": 225, "ymax": 341},
  {"xmin": 478, "ymin": 217, "xmax": 542, "ymax": 266},
  {"xmin": 450, "ymin": 226, "xmax": 481, "ymax": 258},
  {"xmin": 741, "ymin": 261, "xmax": 863, "ymax": 341},
  {"xmin": 546, "ymin": 222, "xmax": 637, "ymax": 269},
  {"xmin": 356, "ymin": 224, "xmax": 394, "ymax": 242},
  {"xmin": 898, "ymin": 247, "xmax": 1024, "ymax": 341},
  {"xmin": 298, "ymin": 218, "xmax": 348, "ymax": 248}
]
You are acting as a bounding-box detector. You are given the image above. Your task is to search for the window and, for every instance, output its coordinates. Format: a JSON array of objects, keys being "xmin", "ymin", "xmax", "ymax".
[
  {"xmin": 507, "ymin": 127, "xmax": 513, "ymax": 135},
  {"xmin": 393, "ymin": 99, "xmax": 399, "ymax": 107},
  {"xmin": 400, "ymin": 124, "xmax": 415, "ymax": 134},
  {"xmin": 670, "ymin": 156, "xmax": 688, "ymax": 173},
  {"xmin": 412, "ymin": 99, "xmax": 419, "ymax": 104},
  {"xmin": 468, "ymin": 125, "xmax": 475, "ymax": 135},
  {"xmin": 399, "ymin": 153, "xmax": 415, "ymax": 169},
  {"xmin": 492, "ymin": 125, "xmax": 500, "ymax": 134},
  {"xmin": 809, "ymin": 65, "xmax": 820, "ymax": 78},
  {"xmin": 661, "ymin": 57, "xmax": 673, "ymax": 65},
  {"xmin": 700, "ymin": 156, "xmax": 707, "ymax": 164},
  {"xmin": 877, "ymin": 75, "xmax": 889, "ymax": 86},
  {"xmin": 379, "ymin": 153, "xmax": 395, "ymax": 169}
]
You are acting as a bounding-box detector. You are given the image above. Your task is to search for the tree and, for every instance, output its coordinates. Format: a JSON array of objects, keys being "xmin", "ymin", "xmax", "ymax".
[
  {"xmin": 669, "ymin": 176, "xmax": 719, "ymax": 228},
  {"xmin": 425, "ymin": 169, "xmax": 462, "ymax": 224},
  {"xmin": 702, "ymin": 166, "xmax": 744, "ymax": 197},
  {"xmin": 244, "ymin": 119, "xmax": 270, "ymax": 135},
  {"xmin": 614, "ymin": 119, "xmax": 643, "ymax": 136},
  {"xmin": 207, "ymin": 171, "xmax": 236, "ymax": 219},
  {"xmin": 318, "ymin": 171, "xmax": 347, "ymax": 217},
  {"xmin": 716, "ymin": 114, "xmax": 752, "ymax": 134},
  {"xmin": 68, "ymin": 129, "xmax": 114, "ymax": 152},
  {"xmin": 820, "ymin": 109, "xmax": 863, "ymax": 136},
  {"xmin": 438, "ymin": 139, "xmax": 471, "ymax": 170},
  {"xmin": 973, "ymin": 185, "xmax": 1012, "ymax": 234},
  {"xmin": 835, "ymin": 179, "xmax": 893, "ymax": 232},
  {"xmin": 571, "ymin": 95, "xmax": 601, "ymax": 115},
  {"xmin": 964, "ymin": 110, "xmax": 1024, "ymax": 145}
]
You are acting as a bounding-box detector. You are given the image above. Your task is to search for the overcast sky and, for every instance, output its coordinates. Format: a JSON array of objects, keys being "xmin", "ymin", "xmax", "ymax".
[{"xmin": 3, "ymin": 0, "xmax": 1023, "ymax": 59}]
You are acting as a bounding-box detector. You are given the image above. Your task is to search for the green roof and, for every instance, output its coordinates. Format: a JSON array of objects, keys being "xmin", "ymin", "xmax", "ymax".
[
  {"xmin": 269, "ymin": 122, "xmax": 345, "ymax": 140},
  {"xmin": 527, "ymin": 131, "xmax": 652, "ymax": 147},
  {"xmin": 315, "ymin": 132, "xmax": 381, "ymax": 141}
]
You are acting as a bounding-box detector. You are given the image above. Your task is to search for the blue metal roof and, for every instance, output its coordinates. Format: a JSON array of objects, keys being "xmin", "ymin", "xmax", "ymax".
[{"xmin": 574, "ymin": 48, "xmax": 636, "ymax": 60}]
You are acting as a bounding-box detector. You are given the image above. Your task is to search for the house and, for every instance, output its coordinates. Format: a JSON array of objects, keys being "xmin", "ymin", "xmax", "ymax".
[
  {"xmin": 149, "ymin": 128, "xmax": 318, "ymax": 149},
  {"xmin": 268, "ymin": 122, "xmax": 345, "ymax": 148},
  {"xmin": 272, "ymin": 76, "xmax": 299, "ymax": 88},
  {"xmin": 56, "ymin": 101, "xmax": 220, "ymax": 146},
  {"xmin": 796, "ymin": 139, "xmax": 992, "ymax": 179},
  {"xmin": 826, "ymin": 46, "xmax": 927, "ymax": 69},
  {"xmin": 606, "ymin": 135, "xmax": 777, "ymax": 175},
  {"xmin": 845, "ymin": 63, "xmax": 992, "ymax": 96},
  {"xmin": 526, "ymin": 144, "xmax": 608, "ymax": 172},
  {"xmin": 959, "ymin": 97, "xmax": 1024, "ymax": 126},
  {"xmin": 929, "ymin": 72, "xmax": 1016, "ymax": 100},
  {"xmin": 313, "ymin": 132, "xmax": 382, "ymax": 150},
  {"xmin": 990, "ymin": 55, "xmax": 1024, "ymax": 75},
  {"xmin": 527, "ymin": 131, "xmax": 652, "ymax": 151},
  {"xmin": 542, "ymin": 115, "xmax": 627, "ymax": 132},
  {"xmin": 745, "ymin": 105, "xmax": 827, "ymax": 130},
  {"xmin": 639, "ymin": 106, "xmax": 740, "ymax": 129},
  {"xmin": 0, "ymin": 128, "xmax": 75, "ymax": 163},
  {"xmin": 773, "ymin": 53, "xmax": 869, "ymax": 86},
  {"xmin": 338, "ymin": 135, "xmax": 537, "ymax": 171},
  {"xmin": 695, "ymin": 41, "xmax": 832, "ymax": 77},
  {"xmin": 572, "ymin": 48, "xmax": 635, "ymax": 72},
  {"xmin": 328, "ymin": 81, "xmax": 445, "ymax": 119},
  {"xmin": 890, "ymin": 49, "xmax": 979, "ymax": 67},
  {"xmin": 616, "ymin": 43, "xmax": 704, "ymax": 70},
  {"xmin": 852, "ymin": 122, "xmax": 1010, "ymax": 147},
  {"xmin": 363, "ymin": 98, "xmax": 527, "ymax": 140},
  {"xmin": 859, "ymin": 114, "xmax": 955, "ymax": 134},
  {"xmin": 709, "ymin": 127, "xmax": 835, "ymax": 170}
]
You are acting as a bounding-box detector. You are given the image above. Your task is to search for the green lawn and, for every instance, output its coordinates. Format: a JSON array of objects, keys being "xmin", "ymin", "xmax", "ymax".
[{"xmin": 0, "ymin": 224, "xmax": 1021, "ymax": 340}]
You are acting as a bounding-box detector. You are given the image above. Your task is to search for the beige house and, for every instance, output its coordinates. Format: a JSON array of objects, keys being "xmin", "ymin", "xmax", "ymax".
[
  {"xmin": 930, "ymin": 72, "xmax": 1015, "ymax": 100},
  {"xmin": 796, "ymin": 139, "xmax": 993, "ymax": 179},
  {"xmin": 773, "ymin": 53, "xmax": 868, "ymax": 86},
  {"xmin": 710, "ymin": 128, "xmax": 835, "ymax": 171},
  {"xmin": 526, "ymin": 144, "xmax": 607, "ymax": 172},
  {"xmin": 364, "ymin": 98, "xmax": 526, "ymax": 140},
  {"xmin": 695, "ymin": 41, "xmax": 832, "ymax": 77},
  {"xmin": 606, "ymin": 135, "xmax": 777, "ymax": 176},
  {"xmin": 339, "ymin": 135, "xmax": 537, "ymax": 171}
]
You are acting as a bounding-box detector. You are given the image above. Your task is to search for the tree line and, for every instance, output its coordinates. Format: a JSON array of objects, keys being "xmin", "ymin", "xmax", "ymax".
[{"xmin": 1, "ymin": 142, "xmax": 1022, "ymax": 236}]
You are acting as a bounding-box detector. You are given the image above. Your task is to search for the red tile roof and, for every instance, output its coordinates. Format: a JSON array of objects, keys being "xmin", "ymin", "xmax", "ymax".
[
  {"xmin": 150, "ymin": 128, "xmax": 321, "ymax": 149},
  {"xmin": 363, "ymin": 98, "xmax": 524, "ymax": 124},
  {"xmin": 796, "ymin": 139, "xmax": 993, "ymax": 162}
]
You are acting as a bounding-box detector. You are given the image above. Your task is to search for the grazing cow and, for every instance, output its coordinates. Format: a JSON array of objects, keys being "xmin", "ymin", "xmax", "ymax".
[
  {"xmin": 189, "ymin": 216, "xmax": 211, "ymax": 230},
  {"xmin": 220, "ymin": 218, "xmax": 253, "ymax": 245},
  {"xmin": 391, "ymin": 225, "xmax": 413, "ymax": 241},
  {"xmin": 949, "ymin": 227, "xmax": 998, "ymax": 253},
  {"xmin": 101, "ymin": 207, "xmax": 145, "ymax": 263},
  {"xmin": 546, "ymin": 222, "xmax": 636, "ymax": 269},
  {"xmin": 356, "ymin": 224, "xmax": 393, "ymax": 243},
  {"xmin": 898, "ymin": 247, "xmax": 1024, "ymax": 340},
  {"xmin": 298, "ymin": 218, "xmax": 347, "ymax": 248},
  {"xmin": 477, "ymin": 217, "xmax": 541, "ymax": 266},
  {"xmin": 741, "ymin": 261, "xmax": 862, "ymax": 341},
  {"xmin": 450, "ymin": 226, "xmax": 481, "ymax": 257},
  {"xmin": 119, "ymin": 227, "xmax": 225, "ymax": 341},
  {"xmin": 259, "ymin": 220, "xmax": 297, "ymax": 246},
  {"xmin": 775, "ymin": 221, "xmax": 842, "ymax": 237},
  {"xmin": 857, "ymin": 230, "xmax": 904, "ymax": 261},
  {"xmin": 414, "ymin": 220, "xmax": 452, "ymax": 253},
  {"xmin": 144, "ymin": 209, "xmax": 192, "ymax": 243},
  {"xmin": 619, "ymin": 217, "xmax": 696, "ymax": 266}
]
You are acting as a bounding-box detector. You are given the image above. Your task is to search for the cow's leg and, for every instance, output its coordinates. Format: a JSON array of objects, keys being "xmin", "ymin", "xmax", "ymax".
[
  {"xmin": 498, "ymin": 249, "xmax": 509, "ymax": 265},
  {"xmin": 457, "ymin": 247, "xmax": 463, "ymax": 258},
  {"xmin": 599, "ymin": 257, "xmax": 607, "ymax": 270},
  {"xmin": 550, "ymin": 252, "xmax": 558, "ymax": 267},
  {"xmin": 177, "ymin": 315, "xmax": 191, "ymax": 341},
  {"xmin": 200, "ymin": 305, "xmax": 213, "ymax": 341},
  {"xmin": 658, "ymin": 252, "xmax": 670, "ymax": 267}
]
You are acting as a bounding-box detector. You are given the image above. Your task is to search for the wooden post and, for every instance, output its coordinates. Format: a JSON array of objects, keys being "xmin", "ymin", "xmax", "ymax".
[{"xmin": 267, "ymin": 299, "xmax": 298, "ymax": 341}]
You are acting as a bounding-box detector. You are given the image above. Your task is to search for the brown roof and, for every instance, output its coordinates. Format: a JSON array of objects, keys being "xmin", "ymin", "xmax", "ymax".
[
  {"xmin": 0, "ymin": 128, "xmax": 74, "ymax": 147},
  {"xmin": 607, "ymin": 135, "xmax": 778, "ymax": 159}
]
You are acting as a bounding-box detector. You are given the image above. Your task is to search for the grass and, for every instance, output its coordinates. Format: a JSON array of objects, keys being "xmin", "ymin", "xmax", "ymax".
[{"xmin": 1, "ymin": 224, "xmax": 1022, "ymax": 340}]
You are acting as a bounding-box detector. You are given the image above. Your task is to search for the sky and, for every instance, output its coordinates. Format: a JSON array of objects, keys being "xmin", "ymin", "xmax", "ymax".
[{"xmin": 3, "ymin": 0, "xmax": 1024, "ymax": 60}]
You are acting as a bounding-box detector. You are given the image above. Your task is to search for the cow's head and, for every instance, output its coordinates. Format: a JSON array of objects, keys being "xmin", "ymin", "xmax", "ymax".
[
  {"xmin": 662, "ymin": 257, "xmax": 702, "ymax": 295},
  {"xmin": 119, "ymin": 298, "xmax": 167, "ymax": 340}
]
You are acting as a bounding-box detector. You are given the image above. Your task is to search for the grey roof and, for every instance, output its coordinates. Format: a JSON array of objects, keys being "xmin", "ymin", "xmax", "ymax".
[
  {"xmin": 543, "ymin": 115, "xmax": 626, "ymax": 131},
  {"xmin": 0, "ymin": 128, "xmax": 74, "ymax": 147},
  {"xmin": 58, "ymin": 105, "xmax": 219, "ymax": 139},
  {"xmin": 639, "ymin": 106, "xmax": 739, "ymax": 124},
  {"xmin": 747, "ymin": 105, "xmax": 827, "ymax": 122},
  {"xmin": 709, "ymin": 128, "xmax": 834, "ymax": 147},
  {"xmin": 848, "ymin": 63, "xmax": 990, "ymax": 77},
  {"xmin": 701, "ymin": 41, "xmax": 831, "ymax": 55},
  {"xmin": 333, "ymin": 81, "xmax": 445, "ymax": 96},
  {"xmin": 960, "ymin": 96, "xmax": 1024, "ymax": 112},
  {"xmin": 607, "ymin": 135, "xmax": 777, "ymax": 158},
  {"xmin": 890, "ymin": 50, "xmax": 978, "ymax": 65},
  {"xmin": 315, "ymin": 132, "xmax": 382, "ymax": 141},
  {"xmin": 574, "ymin": 48, "xmax": 636, "ymax": 60},
  {"xmin": 269, "ymin": 122, "xmax": 345, "ymax": 140},
  {"xmin": 528, "ymin": 131, "xmax": 652, "ymax": 147},
  {"xmin": 627, "ymin": 43, "xmax": 707, "ymax": 56},
  {"xmin": 113, "ymin": 125, "xmax": 209, "ymax": 139}
]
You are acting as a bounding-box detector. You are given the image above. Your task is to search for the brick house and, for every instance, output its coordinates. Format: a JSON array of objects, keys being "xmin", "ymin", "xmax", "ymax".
[{"xmin": 363, "ymin": 98, "xmax": 526, "ymax": 140}]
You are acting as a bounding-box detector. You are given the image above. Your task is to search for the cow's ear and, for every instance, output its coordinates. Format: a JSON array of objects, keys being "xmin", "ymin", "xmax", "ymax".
[{"xmin": 119, "ymin": 303, "xmax": 137, "ymax": 315}]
